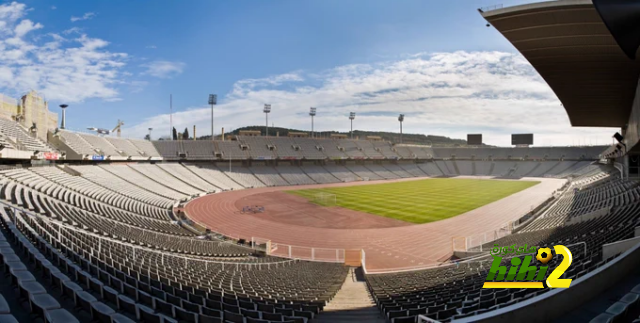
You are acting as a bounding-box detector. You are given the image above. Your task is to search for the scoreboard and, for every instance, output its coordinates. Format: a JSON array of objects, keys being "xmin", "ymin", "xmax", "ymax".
[
  {"xmin": 511, "ymin": 134, "xmax": 534, "ymax": 145},
  {"xmin": 467, "ymin": 134, "xmax": 482, "ymax": 145}
]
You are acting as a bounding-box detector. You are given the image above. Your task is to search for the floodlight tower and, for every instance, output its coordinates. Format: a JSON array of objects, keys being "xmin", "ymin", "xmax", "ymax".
[
  {"xmin": 148, "ymin": 128, "xmax": 153, "ymax": 140},
  {"xmin": 398, "ymin": 114, "xmax": 405, "ymax": 144},
  {"xmin": 209, "ymin": 94, "xmax": 217, "ymax": 140},
  {"xmin": 263, "ymin": 104, "xmax": 271, "ymax": 137},
  {"xmin": 349, "ymin": 112, "xmax": 356, "ymax": 139},
  {"xmin": 59, "ymin": 104, "xmax": 68, "ymax": 129},
  {"xmin": 309, "ymin": 107, "xmax": 316, "ymax": 138}
]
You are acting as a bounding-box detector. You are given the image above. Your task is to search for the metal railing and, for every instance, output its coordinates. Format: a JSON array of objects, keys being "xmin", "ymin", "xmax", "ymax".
[
  {"xmin": 452, "ymin": 220, "xmax": 515, "ymax": 253},
  {"xmin": 2, "ymin": 201, "xmax": 295, "ymax": 270},
  {"xmin": 479, "ymin": 4, "xmax": 503, "ymax": 12},
  {"xmin": 251, "ymin": 236, "xmax": 348, "ymax": 263},
  {"xmin": 614, "ymin": 162, "xmax": 625, "ymax": 180},
  {"xmin": 418, "ymin": 315, "xmax": 442, "ymax": 323},
  {"xmin": 367, "ymin": 240, "xmax": 589, "ymax": 276},
  {"xmin": 183, "ymin": 197, "xmax": 358, "ymax": 264}
]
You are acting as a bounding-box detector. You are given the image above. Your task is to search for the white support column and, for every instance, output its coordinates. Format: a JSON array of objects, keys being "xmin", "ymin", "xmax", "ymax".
[{"xmin": 624, "ymin": 154, "xmax": 629, "ymax": 180}]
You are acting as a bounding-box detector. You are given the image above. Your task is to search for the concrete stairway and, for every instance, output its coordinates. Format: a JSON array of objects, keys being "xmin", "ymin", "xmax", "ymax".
[{"xmin": 315, "ymin": 267, "xmax": 385, "ymax": 323}]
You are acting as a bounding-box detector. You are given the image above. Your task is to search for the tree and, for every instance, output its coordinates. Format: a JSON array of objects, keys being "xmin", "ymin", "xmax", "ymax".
[
  {"xmin": 144, "ymin": 134, "xmax": 151, "ymax": 141},
  {"xmin": 183, "ymin": 127, "xmax": 189, "ymax": 140},
  {"xmin": 172, "ymin": 127, "xmax": 178, "ymax": 140}
]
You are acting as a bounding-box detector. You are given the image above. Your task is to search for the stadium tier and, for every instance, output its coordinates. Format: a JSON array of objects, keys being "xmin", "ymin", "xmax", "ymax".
[
  {"xmin": 366, "ymin": 169, "xmax": 640, "ymax": 322},
  {"xmin": 3, "ymin": 0, "xmax": 640, "ymax": 321},
  {"xmin": 0, "ymin": 159, "xmax": 637, "ymax": 323},
  {"xmin": 46, "ymin": 130, "xmax": 162, "ymax": 161},
  {"xmin": 41, "ymin": 128, "xmax": 608, "ymax": 163},
  {"xmin": 145, "ymin": 138, "xmax": 607, "ymax": 162},
  {"xmin": 0, "ymin": 163, "xmax": 351, "ymax": 323},
  {"xmin": 0, "ymin": 116, "xmax": 58, "ymax": 160}
]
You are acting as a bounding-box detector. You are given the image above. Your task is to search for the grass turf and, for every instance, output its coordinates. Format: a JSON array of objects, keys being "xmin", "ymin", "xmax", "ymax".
[{"xmin": 287, "ymin": 178, "xmax": 539, "ymax": 224}]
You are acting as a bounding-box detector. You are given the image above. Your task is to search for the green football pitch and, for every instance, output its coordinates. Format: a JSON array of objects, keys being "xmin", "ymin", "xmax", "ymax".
[{"xmin": 286, "ymin": 178, "xmax": 539, "ymax": 224}]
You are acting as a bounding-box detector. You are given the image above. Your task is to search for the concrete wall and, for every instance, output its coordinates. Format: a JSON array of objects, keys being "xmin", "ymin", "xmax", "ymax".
[
  {"xmin": 602, "ymin": 236, "xmax": 640, "ymax": 260},
  {"xmin": 19, "ymin": 91, "xmax": 58, "ymax": 143},
  {"xmin": 47, "ymin": 131, "xmax": 83, "ymax": 160},
  {"xmin": 564, "ymin": 206, "xmax": 610, "ymax": 226},
  {"xmin": 0, "ymin": 149, "xmax": 32, "ymax": 160},
  {"xmin": 455, "ymin": 242, "xmax": 640, "ymax": 323}
]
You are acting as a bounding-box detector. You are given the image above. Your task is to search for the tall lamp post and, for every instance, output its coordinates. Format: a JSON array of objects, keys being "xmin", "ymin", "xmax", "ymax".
[
  {"xmin": 349, "ymin": 112, "xmax": 356, "ymax": 139},
  {"xmin": 398, "ymin": 114, "xmax": 404, "ymax": 144},
  {"xmin": 263, "ymin": 104, "xmax": 271, "ymax": 137},
  {"xmin": 59, "ymin": 104, "xmax": 68, "ymax": 129},
  {"xmin": 209, "ymin": 94, "xmax": 217, "ymax": 140},
  {"xmin": 309, "ymin": 107, "xmax": 316, "ymax": 138},
  {"xmin": 148, "ymin": 128, "xmax": 153, "ymax": 140}
]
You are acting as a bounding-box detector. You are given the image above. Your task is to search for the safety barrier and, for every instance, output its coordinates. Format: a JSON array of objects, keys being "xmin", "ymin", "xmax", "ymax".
[
  {"xmin": 2, "ymin": 201, "xmax": 295, "ymax": 271},
  {"xmin": 251, "ymin": 236, "xmax": 349, "ymax": 263},
  {"xmin": 452, "ymin": 220, "xmax": 514, "ymax": 252}
]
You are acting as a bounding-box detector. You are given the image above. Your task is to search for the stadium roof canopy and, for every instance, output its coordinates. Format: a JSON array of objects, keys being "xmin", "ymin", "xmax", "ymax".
[{"xmin": 480, "ymin": 0, "xmax": 640, "ymax": 128}]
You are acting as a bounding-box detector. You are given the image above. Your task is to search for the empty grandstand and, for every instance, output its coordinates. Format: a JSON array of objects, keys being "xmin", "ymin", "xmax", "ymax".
[
  {"xmin": 0, "ymin": 116, "xmax": 57, "ymax": 160},
  {"xmin": 0, "ymin": 111, "xmax": 636, "ymax": 323},
  {"xmin": 2, "ymin": 0, "xmax": 640, "ymax": 322}
]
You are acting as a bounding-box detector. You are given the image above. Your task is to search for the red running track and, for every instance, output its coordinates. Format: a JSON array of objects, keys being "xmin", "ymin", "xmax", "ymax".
[{"xmin": 185, "ymin": 177, "xmax": 565, "ymax": 272}]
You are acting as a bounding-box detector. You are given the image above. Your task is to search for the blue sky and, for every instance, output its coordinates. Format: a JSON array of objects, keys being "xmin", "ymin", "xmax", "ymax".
[{"xmin": 0, "ymin": 0, "xmax": 617, "ymax": 146}]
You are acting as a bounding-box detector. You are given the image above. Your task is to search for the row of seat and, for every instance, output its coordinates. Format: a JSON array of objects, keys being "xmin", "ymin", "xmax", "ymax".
[
  {"xmin": 9, "ymin": 209, "xmax": 348, "ymax": 322},
  {"xmin": 367, "ymin": 169, "xmax": 640, "ymax": 323},
  {"xmin": 0, "ymin": 117, "xmax": 54, "ymax": 153},
  {"xmin": 523, "ymin": 173, "xmax": 639, "ymax": 232},
  {"xmin": 1, "ymin": 212, "xmax": 85, "ymax": 323},
  {"xmin": 0, "ymin": 170, "xmax": 256, "ymax": 258},
  {"xmin": 150, "ymin": 137, "xmax": 605, "ymax": 161},
  {"xmin": 55, "ymin": 130, "xmax": 161, "ymax": 158},
  {"xmin": 590, "ymin": 284, "xmax": 640, "ymax": 323}
]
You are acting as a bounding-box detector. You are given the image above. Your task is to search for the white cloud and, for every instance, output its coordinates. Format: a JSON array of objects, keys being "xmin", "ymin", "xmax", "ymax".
[
  {"xmin": 125, "ymin": 51, "xmax": 617, "ymax": 146},
  {"xmin": 145, "ymin": 45, "xmax": 157, "ymax": 49},
  {"xmin": 14, "ymin": 19, "xmax": 41, "ymax": 37},
  {"xmin": 70, "ymin": 12, "xmax": 95, "ymax": 22},
  {"xmin": 0, "ymin": 2, "xmax": 27, "ymax": 22},
  {"xmin": 140, "ymin": 60, "xmax": 185, "ymax": 78},
  {"xmin": 62, "ymin": 27, "xmax": 82, "ymax": 35},
  {"xmin": 51, "ymin": 6, "xmax": 56, "ymax": 10},
  {"xmin": 0, "ymin": 2, "xmax": 128, "ymax": 103}
]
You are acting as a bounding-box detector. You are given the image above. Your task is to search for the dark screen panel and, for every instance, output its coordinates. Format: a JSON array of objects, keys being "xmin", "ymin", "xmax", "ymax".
[
  {"xmin": 511, "ymin": 134, "xmax": 534, "ymax": 145},
  {"xmin": 467, "ymin": 134, "xmax": 482, "ymax": 145}
]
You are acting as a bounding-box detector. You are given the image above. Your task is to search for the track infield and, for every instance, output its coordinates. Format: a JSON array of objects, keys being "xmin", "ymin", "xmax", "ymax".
[{"xmin": 286, "ymin": 178, "xmax": 540, "ymax": 224}]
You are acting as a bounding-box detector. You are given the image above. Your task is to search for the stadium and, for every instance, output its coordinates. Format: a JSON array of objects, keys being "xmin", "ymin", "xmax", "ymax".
[{"xmin": 1, "ymin": 0, "xmax": 640, "ymax": 323}]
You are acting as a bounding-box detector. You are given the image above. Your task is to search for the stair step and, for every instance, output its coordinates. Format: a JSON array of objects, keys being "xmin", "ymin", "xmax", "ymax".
[{"xmin": 317, "ymin": 267, "xmax": 386, "ymax": 322}]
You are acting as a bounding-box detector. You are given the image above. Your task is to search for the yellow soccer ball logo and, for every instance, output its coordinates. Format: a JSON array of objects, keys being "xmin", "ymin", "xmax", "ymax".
[{"xmin": 536, "ymin": 247, "xmax": 553, "ymax": 264}]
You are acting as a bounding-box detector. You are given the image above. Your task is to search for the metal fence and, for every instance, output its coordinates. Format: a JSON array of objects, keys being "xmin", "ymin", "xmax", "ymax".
[
  {"xmin": 453, "ymin": 220, "xmax": 515, "ymax": 252},
  {"xmin": 479, "ymin": 4, "xmax": 503, "ymax": 12},
  {"xmin": 251, "ymin": 236, "xmax": 347, "ymax": 263},
  {"xmin": 2, "ymin": 201, "xmax": 295, "ymax": 271}
]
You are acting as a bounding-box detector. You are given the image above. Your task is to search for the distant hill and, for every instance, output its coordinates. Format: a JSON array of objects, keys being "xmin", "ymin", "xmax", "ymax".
[{"xmin": 195, "ymin": 126, "xmax": 488, "ymax": 147}]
